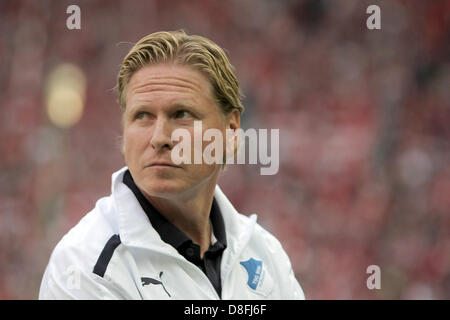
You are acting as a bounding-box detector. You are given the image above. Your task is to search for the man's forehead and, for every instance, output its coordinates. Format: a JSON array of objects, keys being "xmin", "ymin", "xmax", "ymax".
[{"xmin": 127, "ymin": 64, "xmax": 213, "ymax": 97}]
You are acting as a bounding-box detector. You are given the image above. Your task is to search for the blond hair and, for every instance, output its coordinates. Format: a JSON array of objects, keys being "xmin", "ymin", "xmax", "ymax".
[{"xmin": 117, "ymin": 30, "xmax": 244, "ymax": 115}]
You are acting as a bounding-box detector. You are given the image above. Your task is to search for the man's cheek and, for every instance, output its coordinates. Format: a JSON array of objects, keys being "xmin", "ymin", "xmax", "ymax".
[
  {"xmin": 121, "ymin": 137, "xmax": 126, "ymax": 155},
  {"xmin": 122, "ymin": 138, "xmax": 134, "ymax": 165}
]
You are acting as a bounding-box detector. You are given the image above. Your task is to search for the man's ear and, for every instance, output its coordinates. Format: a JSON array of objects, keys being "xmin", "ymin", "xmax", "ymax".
[
  {"xmin": 223, "ymin": 109, "xmax": 241, "ymax": 167},
  {"xmin": 227, "ymin": 108, "xmax": 240, "ymax": 132}
]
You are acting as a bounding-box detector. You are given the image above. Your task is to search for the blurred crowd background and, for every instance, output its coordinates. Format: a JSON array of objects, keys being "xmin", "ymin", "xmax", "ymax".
[{"xmin": 0, "ymin": 0, "xmax": 449, "ymax": 299}]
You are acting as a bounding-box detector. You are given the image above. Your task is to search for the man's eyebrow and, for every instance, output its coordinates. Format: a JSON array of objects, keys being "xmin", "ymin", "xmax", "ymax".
[{"xmin": 169, "ymin": 102, "xmax": 197, "ymax": 110}]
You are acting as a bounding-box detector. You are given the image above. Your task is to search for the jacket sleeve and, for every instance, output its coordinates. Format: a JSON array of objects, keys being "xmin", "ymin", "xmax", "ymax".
[
  {"xmin": 39, "ymin": 241, "xmax": 124, "ymax": 300},
  {"xmin": 279, "ymin": 248, "xmax": 306, "ymax": 300},
  {"xmin": 261, "ymin": 228, "xmax": 306, "ymax": 300}
]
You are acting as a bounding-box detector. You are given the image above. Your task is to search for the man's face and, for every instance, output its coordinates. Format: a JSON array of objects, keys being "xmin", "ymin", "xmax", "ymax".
[{"xmin": 122, "ymin": 63, "xmax": 239, "ymax": 199}]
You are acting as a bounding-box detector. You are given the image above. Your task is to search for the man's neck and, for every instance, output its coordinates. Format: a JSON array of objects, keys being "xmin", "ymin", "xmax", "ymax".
[{"xmin": 141, "ymin": 174, "xmax": 219, "ymax": 258}]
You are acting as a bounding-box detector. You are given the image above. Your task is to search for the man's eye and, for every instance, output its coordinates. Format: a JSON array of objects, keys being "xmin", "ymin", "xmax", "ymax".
[
  {"xmin": 174, "ymin": 110, "xmax": 193, "ymax": 119},
  {"xmin": 135, "ymin": 111, "xmax": 149, "ymax": 120}
]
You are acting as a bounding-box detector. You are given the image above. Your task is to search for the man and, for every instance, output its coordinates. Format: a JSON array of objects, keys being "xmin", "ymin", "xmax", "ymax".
[{"xmin": 39, "ymin": 30, "xmax": 305, "ymax": 299}]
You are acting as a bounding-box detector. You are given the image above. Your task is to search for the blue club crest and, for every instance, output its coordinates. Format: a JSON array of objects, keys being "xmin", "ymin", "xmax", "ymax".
[{"xmin": 240, "ymin": 258, "xmax": 263, "ymax": 290}]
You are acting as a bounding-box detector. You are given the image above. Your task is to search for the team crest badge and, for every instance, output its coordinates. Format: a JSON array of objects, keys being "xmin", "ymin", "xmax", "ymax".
[{"xmin": 240, "ymin": 258, "xmax": 263, "ymax": 290}]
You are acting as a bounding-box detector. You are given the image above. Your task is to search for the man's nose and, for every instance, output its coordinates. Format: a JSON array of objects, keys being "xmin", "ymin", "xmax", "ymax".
[{"xmin": 150, "ymin": 117, "xmax": 173, "ymax": 151}]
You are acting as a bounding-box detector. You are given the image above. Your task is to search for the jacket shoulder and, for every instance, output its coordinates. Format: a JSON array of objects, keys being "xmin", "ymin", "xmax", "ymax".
[
  {"xmin": 39, "ymin": 195, "xmax": 126, "ymax": 299},
  {"xmin": 253, "ymin": 220, "xmax": 286, "ymax": 253},
  {"xmin": 239, "ymin": 215, "xmax": 305, "ymax": 299},
  {"xmin": 47, "ymin": 196, "xmax": 119, "ymax": 276}
]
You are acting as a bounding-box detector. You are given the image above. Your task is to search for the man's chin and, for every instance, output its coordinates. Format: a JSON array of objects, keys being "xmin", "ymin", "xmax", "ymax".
[{"xmin": 141, "ymin": 181, "xmax": 188, "ymax": 198}]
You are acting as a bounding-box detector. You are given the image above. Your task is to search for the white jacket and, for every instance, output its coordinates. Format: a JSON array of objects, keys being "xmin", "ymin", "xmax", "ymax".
[{"xmin": 39, "ymin": 167, "xmax": 305, "ymax": 300}]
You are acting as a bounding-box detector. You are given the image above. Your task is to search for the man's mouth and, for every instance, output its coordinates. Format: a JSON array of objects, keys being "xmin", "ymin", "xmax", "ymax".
[{"xmin": 146, "ymin": 161, "xmax": 181, "ymax": 168}]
